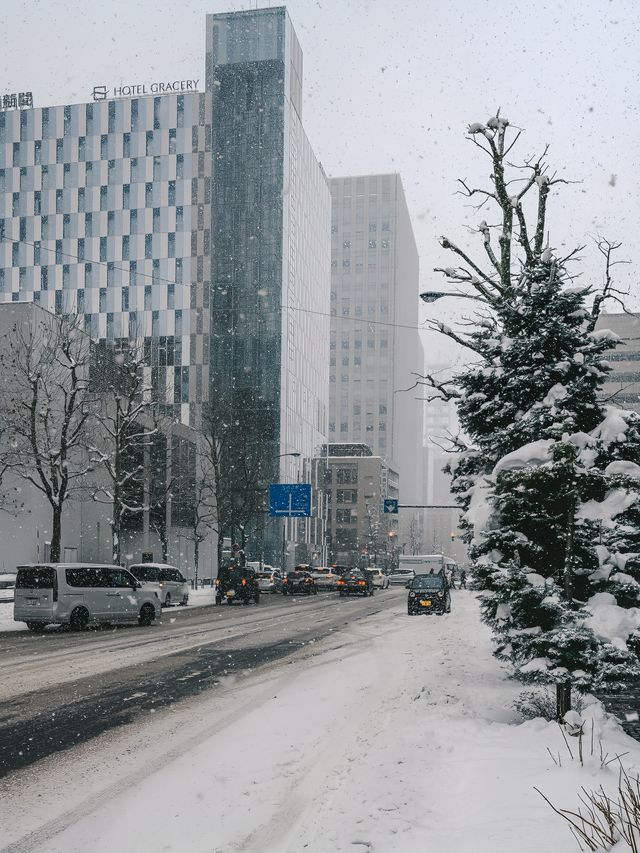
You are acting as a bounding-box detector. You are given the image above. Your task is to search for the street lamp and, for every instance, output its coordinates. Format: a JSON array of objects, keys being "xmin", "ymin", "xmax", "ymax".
[
  {"xmin": 420, "ymin": 291, "xmax": 485, "ymax": 304},
  {"xmin": 277, "ymin": 452, "xmax": 301, "ymax": 574}
]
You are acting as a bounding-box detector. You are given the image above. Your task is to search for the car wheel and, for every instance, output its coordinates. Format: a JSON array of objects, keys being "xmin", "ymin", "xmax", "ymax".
[
  {"xmin": 215, "ymin": 594, "xmax": 222, "ymax": 605},
  {"xmin": 26, "ymin": 621, "xmax": 45, "ymax": 633},
  {"xmin": 370, "ymin": 588, "xmax": 375, "ymax": 596},
  {"xmin": 69, "ymin": 606, "xmax": 89, "ymax": 631},
  {"xmin": 254, "ymin": 591, "xmax": 260, "ymax": 604},
  {"xmin": 138, "ymin": 603, "xmax": 156, "ymax": 626},
  {"xmin": 164, "ymin": 593, "xmax": 171, "ymax": 608},
  {"xmin": 282, "ymin": 589, "xmax": 288, "ymax": 596}
]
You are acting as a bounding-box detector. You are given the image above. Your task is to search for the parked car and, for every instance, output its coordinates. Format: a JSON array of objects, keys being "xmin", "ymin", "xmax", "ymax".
[
  {"xmin": 407, "ymin": 573, "xmax": 451, "ymax": 615},
  {"xmin": 128, "ymin": 563, "xmax": 190, "ymax": 607},
  {"xmin": 337, "ymin": 570, "xmax": 375, "ymax": 597},
  {"xmin": 282, "ymin": 570, "xmax": 317, "ymax": 595},
  {"xmin": 13, "ymin": 564, "xmax": 161, "ymax": 631},
  {"xmin": 387, "ymin": 568, "xmax": 415, "ymax": 587},
  {"xmin": 256, "ymin": 567, "xmax": 281, "ymax": 593},
  {"xmin": 0, "ymin": 572, "xmax": 17, "ymax": 603},
  {"xmin": 310, "ymin": 567, "xmax": 340, "ymax": 590},
  {"xmin": 367, "ymin": 568, "xmax": 390, "ymax": 589}
]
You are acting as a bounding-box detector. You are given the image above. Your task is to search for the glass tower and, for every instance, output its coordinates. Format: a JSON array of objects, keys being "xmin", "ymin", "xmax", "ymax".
[{"xmin": 207, "ymin": 8, "xmax": 330, "ymax": 562}]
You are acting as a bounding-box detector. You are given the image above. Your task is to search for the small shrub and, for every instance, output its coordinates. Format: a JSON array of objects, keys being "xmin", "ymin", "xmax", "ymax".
[{"xmin": 515, "ymin": 687, "xmax": 586, "ymax": 722}]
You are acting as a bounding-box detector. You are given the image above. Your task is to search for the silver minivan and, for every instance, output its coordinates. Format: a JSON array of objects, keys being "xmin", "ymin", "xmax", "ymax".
[
  {"xmin": 128, "ymin": 563, "xmax": 190, "ymax": 607},
  {"xmin": 14, "ymin": 563, "xmax": 161, "ymax": 632}
]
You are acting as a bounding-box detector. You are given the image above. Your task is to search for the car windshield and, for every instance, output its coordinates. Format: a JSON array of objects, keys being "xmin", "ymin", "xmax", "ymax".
[{"xmin": 411, "ymin": 576, "xmax": 445, "ymax": 590}]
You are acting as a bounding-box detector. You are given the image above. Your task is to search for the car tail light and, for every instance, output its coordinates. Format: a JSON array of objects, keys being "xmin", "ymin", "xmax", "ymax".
[
  {"xmin": 242, "ymin": 578, "xmax": 247, "ymax": 587},
  {"xmin": 358, "ymin": 580, "xmax": 366, "ymax": 586},
  {"xmin": 337, "ymin": 579, "xmax": 345, "ymax": 585}
]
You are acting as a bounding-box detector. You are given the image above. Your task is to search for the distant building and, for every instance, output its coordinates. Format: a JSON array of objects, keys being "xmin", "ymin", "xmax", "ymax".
[
  {"xmin": 595, "ymin": 312, "xmax": 640, "ymax": 412},
  {"xmin": 323, "ymin": 444, "xmax": 399, "ymax": 567},
  {"xmin": 328, "ymin": 173, "xmax": 424, "ymax": 514}
]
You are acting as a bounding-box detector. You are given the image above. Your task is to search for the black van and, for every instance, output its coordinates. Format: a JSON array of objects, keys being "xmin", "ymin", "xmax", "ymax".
[{"xmin": 407, "ymin": 573, "xmax": 451, "ymax": 615}]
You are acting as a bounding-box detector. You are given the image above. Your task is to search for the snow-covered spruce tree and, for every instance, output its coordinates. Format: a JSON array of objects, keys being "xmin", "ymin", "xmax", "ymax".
[{"xmin": 420, "ymin": 114, "xmax": 640, "ymax": 713}]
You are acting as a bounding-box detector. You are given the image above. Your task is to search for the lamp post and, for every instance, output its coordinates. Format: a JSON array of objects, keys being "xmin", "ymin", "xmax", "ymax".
[
  {"xmin": 277, "ymin": 452, "xmax": 301, "ymax": 573},
  {"xmin": 420, "ymin": 291, "xmax": 485, "ymax": 304}
]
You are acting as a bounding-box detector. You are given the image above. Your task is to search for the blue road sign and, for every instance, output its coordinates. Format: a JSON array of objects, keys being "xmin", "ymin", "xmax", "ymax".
[
  {"xmin": 383, "ymin": 498, "xmax": 399, "ymax": 514},
  {"xmin": 269, "ymin": 483, "xmax": 313, "ymax": 518}
]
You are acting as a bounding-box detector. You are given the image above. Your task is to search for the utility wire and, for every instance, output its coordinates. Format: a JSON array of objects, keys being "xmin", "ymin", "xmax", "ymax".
[{"xmin": 0, "ymin": 229, "xmax": 429, "ymax": 333}]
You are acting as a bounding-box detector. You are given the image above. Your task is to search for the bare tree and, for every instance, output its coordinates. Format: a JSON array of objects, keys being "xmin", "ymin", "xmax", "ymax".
[
  {"xmin": 0, "ymin": 310, "xmax": 93, "ymax": 562},
  {"xmin": 185, "ymin": 459, "xmax": 216, "ymax": 586},
  {"xmin": 88, "ymin": 343, "xmax": 157, "ymax": 564}
]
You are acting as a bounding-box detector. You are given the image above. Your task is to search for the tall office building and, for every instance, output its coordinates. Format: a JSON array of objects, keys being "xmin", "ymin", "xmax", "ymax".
[
  {"xmin": 329, "ymin": 173, "xmax": 423, "ymax": 507},
  {"xmin": 208, "ymin": 8, "xmax": 331, "ymax": 562},
  {"xmin": 0, "ymin": 8, "xmax": 330, "ymax": 565}
]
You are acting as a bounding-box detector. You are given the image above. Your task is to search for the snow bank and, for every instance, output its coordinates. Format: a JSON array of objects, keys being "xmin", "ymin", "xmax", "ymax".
[
  {"xmin": 584, "ymin": 592, "xmax": 640, "ymax": 650},
  {"xmin": 577, "ymin": 488, "xmax": 639, "ymax": 527},
  {"xmin": 493, "ymin": 439, "xmax": 554, "ymax": 475}
]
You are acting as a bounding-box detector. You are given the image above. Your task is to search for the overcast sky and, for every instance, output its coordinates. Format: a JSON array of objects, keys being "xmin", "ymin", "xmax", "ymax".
[{"xmin": 3, "ymin": 0, "xmax": 639, "ymax": 367}]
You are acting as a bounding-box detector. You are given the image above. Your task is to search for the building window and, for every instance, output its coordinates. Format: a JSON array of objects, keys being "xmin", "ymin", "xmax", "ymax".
[
  {"xmin": 144, "ymin": 285, "xmax": 152, "ymax": 310},
  {"xmin": 56, "ymin": 240, "xmax": 64, "ymax": 264},
  {"xmin": 168, "ymin": 180, "xmax": 176, "ymax": 206},
  {"xmin": 101, "ymin": 134, "xmax": 108, "ymax": 160},
  {"xmin": 55, "ymin": 291, "xmax": 63, "ymax": 314},
  {"xmin": 168, "ymin": 283, "xmax": 175, "ymax": 309},
  {"xmin": 56, "ymin": 139, "xmax": 64, "ymax": 163},
  {"xmin": 100, "ymin": 185, "xmax": 108, "ymax": 211},
  {"xmin": 123, "ymin": 184, "xmax": 130, "ymax": 209},
  {"xmin": 123, "ymin": 133, "xmax": 130, "ymax": 159},
  {"xmin": 34, "ymin": 140, "xmax": 42, "ymax": 164},
  {"xmin": 122, "ymin": 235, "xmax": 129, "ymax": 260},
  {"xmin": 145, "ymin": 234, "xmax": 153, "ymax": 259},
  {"xmin": 77, "ymin": 289, "xmax": 84, "ymax": 312},
  {"xmin": 99, "ymin": 288, "xmax": 106, "ymax": 313},
  {"xmin": 336, "ymin": 467, "xmax": 357, "ymax": 484},
  {"xmin": 100, "ymin": 237, "xmax": 107, "ymax": 262},
  {"xmin": 121, "ymin": 288, "xmax": 129, "ymax": 311},
  {"xmin": 169, "ymin": 128, "xmax": 176, "ymax": 154},
  {"xmin": 77, "ymin": 187, "xmax": 85, "ymax": 212}
]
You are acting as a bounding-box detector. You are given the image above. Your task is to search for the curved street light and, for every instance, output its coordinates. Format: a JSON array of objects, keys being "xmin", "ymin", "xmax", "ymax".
[{"xmin": 420, "ymin": 291, "xmax": 485, "ymax": 304}]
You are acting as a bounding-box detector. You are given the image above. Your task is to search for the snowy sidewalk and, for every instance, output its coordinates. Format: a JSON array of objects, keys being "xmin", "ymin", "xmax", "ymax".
[{"xmin": 3, "ymin": 591, "xmax": 640, "ymax": 853}]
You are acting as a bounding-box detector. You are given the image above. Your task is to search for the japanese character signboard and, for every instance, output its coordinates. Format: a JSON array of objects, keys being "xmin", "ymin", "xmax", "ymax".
[{"xmin": 1, "ymin": 91, "xmax": 34, "ymax": 110}]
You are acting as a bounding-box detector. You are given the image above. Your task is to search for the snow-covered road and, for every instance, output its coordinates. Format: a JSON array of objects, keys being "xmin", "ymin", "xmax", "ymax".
[{"xmin": 3, "ymin": 591, "xmax": 640, "ymax": 853}]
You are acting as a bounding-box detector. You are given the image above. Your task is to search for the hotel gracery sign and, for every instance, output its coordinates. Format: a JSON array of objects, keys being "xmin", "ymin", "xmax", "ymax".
[{"xmin": 92, "ymin": 79, "xmax": 199, "ymax": 101}]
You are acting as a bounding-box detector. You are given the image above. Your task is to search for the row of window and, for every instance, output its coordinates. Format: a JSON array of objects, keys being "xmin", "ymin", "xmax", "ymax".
[
  {"xmin": 4, "ymin": 128, "xmax": 190, "ymax": 167},
  {"xmin": 0, "ymin": 153, "xmax": 190, "ymax": 193},
  {"xmin": 7, "ymin": 232, "xmax": 193, "ymax": 266},
  {"xmin": 1, "ymin": 181, "xmax": 197, "ymax": 218},
  {"xmin": 0, "ymin": 96, "xmax": 190, "ymax": 143}
]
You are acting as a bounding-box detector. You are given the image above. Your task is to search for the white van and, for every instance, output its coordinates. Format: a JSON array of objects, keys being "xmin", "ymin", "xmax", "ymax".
[
  {"xmin": 128, "ymin": 563, "xmax": 190, "ymax": 607},
  {"xmin": 14, "ymin": 564, "xmax": 161, "ymax": 632}
]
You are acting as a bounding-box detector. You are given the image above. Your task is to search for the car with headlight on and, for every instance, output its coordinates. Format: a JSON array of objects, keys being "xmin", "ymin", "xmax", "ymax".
[
  {"xmin": 256, "ymin": 567, "xmax": 281, "ymax": 593},
  {"xmin": 282, "ymin": 570, "xmax": 317, "ymax": 596},
  {"xmin": 407, "ymin": 573, "xmax": 451, "ymax": 615},
  {"xmin": 337, "ymin": 570, "xmax": 375, "ymax": 597}
]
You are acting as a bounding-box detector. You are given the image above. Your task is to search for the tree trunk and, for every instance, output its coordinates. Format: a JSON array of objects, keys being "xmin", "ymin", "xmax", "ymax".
[
  {"xmin": 50, "ymin": 506, "xmax": 62, "ymax": 563},
  {"xmin": 563, "ymin": 498, "xmax": 574, "ymax": 602},
  {"xmin": 556, "ymin": 681, "xmax": 572, "ymax": 720},
  {"xmin": 194, "ymin": 538, "xmax": 199, "ymax": 588}
]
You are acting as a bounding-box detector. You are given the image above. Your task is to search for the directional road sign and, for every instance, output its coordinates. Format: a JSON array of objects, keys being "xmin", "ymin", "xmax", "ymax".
[
  {"xmin": 269, "ymin": 483, "xmax": 313, "ymax": 518},
  {"xmin": 383, "ymin": 498, "xmax": 399, "ymax": 514}
]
